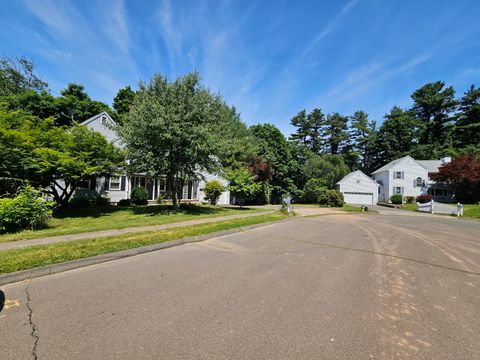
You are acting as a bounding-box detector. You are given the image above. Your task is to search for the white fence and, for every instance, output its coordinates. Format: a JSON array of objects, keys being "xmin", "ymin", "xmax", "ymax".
[{"xmin": 417, "ymin": 200, "xmax": 463, "ymax": 216}]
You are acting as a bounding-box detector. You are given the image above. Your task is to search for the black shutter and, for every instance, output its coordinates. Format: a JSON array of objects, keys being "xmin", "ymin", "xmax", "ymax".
[
  {"xmin": 90, "ymin": 177, "xmax": 96, "ymax": 191},
  {"xmin": 104, "ymin": 177, "xmax": 110, "ymax": 190},
  {"xmin": 120, "ymin": 176, "xmax": 126, "ymax": 191}
]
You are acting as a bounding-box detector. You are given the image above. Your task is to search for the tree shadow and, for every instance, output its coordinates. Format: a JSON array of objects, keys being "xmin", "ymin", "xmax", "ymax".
[{"xmin": 0, "ymin": 290, "xmax": 4, "ymax": 314}]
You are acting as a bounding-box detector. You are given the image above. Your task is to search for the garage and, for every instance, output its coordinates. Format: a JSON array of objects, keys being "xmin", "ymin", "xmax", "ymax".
[
  {"xmin": 342, "ymin": 192, "xmax": 374, "ymax": 205},
  {"xmin": 336, "ymin": 170, "xmax": 379, "ymax": 205}
]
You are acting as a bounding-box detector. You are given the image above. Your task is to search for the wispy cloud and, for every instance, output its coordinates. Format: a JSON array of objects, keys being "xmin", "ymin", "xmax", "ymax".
[
  {"xmin": 102, "ymin": 0, "xmax": 131, "ymax": 54},
  {"xmin": 302, "ymin": 0, "xmax": 360, "ymax": 56}
]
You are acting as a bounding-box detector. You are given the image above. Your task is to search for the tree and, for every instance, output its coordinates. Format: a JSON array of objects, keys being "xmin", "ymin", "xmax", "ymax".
[
  {"xmin": 118, "ymin": 72, "xmax": 225, "ymax": 209},
  {"xmin": 307, "ymin": 108, "xmax": 325, "ymax": 154},
  {"xmin": 455, "ymin": 85, "xmax": 480, "ymax": 148},
  {"xmin": 349, "ymin": 110, "xmax": 376, "ymax": 171},
  {"xmin": 324, "ymin": 112, "xmax": 349, "ymax": 154},
  {"xmin": 304, "ymin": 154, "xmax": 348, "ymax": 189},
  {"xmin": 0, "ymin": 56, "xmax": 48, "ymax": 96},
  {"xmin": 289, "ymin": 108, "xmax": 325, "ymax": 154},
  {"xmin": 247, "ymin": 155, "xmax": 274, "ymax": 203},
  {"xmin": 0, "ymin": 108, "xmax": 123, "ymax": 205},
  {"xmin": 113, "ymin": 86, "xmax": 136, "ymax": 115},
  {"xmin": 54, "ymin": 83, "xmax": 112, "ymax": 125},
  {"xmin": 289, "ymin": 109, "xmax": 309, "ymax": 144},
  {"xmin": 250, "ymin": 123, "xmax": 294, "ymax": 201},
  {"xmin": 411, "ymin": 81, "xmax": 457, "ymax": 146},
  {"xmin": 226, "ymin": 167, "xmax": 260, "ymax": 205},
  {"xmin": 372, "ymin": 107, "xmax": 418, "ymax": 169},
  {"xmin": 431, "ymin": 154, "xmax": 480, "ymax": 203},
  {"xmin": 204, "ymin": 180, "xmax": 225, "ymax": 205}
]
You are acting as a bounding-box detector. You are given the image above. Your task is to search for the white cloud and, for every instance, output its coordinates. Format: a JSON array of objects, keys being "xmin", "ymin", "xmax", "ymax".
[
  {"xmin": 102, "ymin": 0, "xmax": 131, "ymax": 54},
  {"xmin": 302, "ymin": 0, "xmax": 360, "ymax": 56}
]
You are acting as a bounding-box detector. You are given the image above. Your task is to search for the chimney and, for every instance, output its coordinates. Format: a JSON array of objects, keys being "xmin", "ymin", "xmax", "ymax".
[{"xmin": 440, "ymin": 156, "xmax": 451, "ymax": 164}]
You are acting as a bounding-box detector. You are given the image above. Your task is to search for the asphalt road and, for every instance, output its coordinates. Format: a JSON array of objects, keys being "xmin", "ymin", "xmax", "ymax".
[{"xmin": 1, "ymin": 213, "xmax": 479, "ymax": 359}]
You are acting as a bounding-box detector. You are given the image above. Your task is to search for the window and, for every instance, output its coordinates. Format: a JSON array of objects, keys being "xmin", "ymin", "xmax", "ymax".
[
  {"xmin": 394, "ymin": 171, "xmax": 403, "ymax": 179},
  {"xmin": 159, "ymin": 178, "xmax": 166, "ymax": 191},
  {"xmin": 416, "ymin": 177, "xmax": 423, "ymax": 187},
  {"xmin": 394, "ymin": 186, "xmax": 403, "ymax": 195},
  {"xmin": 110, "ymin": 176, "xmax": 121, "ymax": 190},
  {"xmin": 77, "ymin": 179, "xmax": 91, "ymax": 190}
]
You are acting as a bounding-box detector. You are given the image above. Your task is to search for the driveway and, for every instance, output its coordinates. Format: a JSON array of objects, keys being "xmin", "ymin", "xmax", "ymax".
[{"xmin": 1, "ymin": 214, "xmax": 479, "ymax": 359}]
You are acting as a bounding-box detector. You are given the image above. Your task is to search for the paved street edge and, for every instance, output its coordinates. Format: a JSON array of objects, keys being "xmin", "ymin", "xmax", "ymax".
[{"xmin": 0, "ymin": 217, "xmax": 292, "ymax": 287}]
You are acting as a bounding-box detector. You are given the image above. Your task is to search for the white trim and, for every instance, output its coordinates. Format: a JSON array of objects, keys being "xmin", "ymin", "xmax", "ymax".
[{"xmin": 109, "ymin": 176, "xmax": 121, "ymax": 190}]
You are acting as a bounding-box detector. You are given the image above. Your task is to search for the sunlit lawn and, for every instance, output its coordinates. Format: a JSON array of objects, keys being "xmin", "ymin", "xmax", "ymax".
[
  {"xmin": 0, "ymin": 212, "xmax": 286, "ymax": 274},
  {"xmin": 0, "ymin": 204, "xmax": 267, "ymax": 243},
  {"xmin": 463, "ymin": 204, "xmax": 480, "ymax": 219}
]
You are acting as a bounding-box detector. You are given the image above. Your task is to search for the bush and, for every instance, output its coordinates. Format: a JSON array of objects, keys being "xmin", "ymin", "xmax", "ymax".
[
  {"xmin": 416, "ymin": 194, "xmax": 433, "ymax": 203},
  {"xmin": 405, "ymin": 196, "xmax": 416, "ymax": 204},
  {"xmin": 390, "ymin": 194, "xmax": 403, "ymax": 204},
  {"xmin": 118, "ymin": 199, "xmax": 131, "ymax": 207},
  {"xmin": 303, "ymin": 178, "xmax": 327, "ymax": 203},
  {"xmin": 155, "ymin": 194, "xmax": 164, "ymax": 205},
  {"xmin": 0, "ymin": 186, "xmax": 54, "ymax": 233},
  {"xmin": 204, "ymin": 180, "xmax": 225, "ymax": 205},
  {"xmin": 131, "ymin": 186, "xmax": 148, "ymax": 205},
  {"xmin": 95, "ymin": 196, "xmax": 111, "ymax": 207},
  {"xmin": 318, "ymin": 189, "xmax": 344, "ymax": 207},
  {"xmin": 69, "ymin": 192, "xmax": 110, "ymax": 208}
]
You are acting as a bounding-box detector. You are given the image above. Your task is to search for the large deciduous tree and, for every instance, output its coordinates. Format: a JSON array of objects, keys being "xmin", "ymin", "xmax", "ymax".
[
  {"xmin": 118, "ymin": 72, "xmax": 226, "ymax": 209},
  {"xmin": 0, "ymin": 108, "xmax": 123, "ymax": 205},
  {"xmin": 0, "ymin": 56, "xmax": 48, "ymax": 96},
  {"xmin": 431, "ymin": 155, "xmax": 480, "ymax": 203},
  {"xmin": 113, "ymin": 86, "xmax": 136, "ymax": 115}
]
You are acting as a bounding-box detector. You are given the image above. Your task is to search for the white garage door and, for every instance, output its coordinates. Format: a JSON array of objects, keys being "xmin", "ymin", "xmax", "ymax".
[{"xmin": 343, "ymin": 192, "xmax": 373, "ymax": 205}]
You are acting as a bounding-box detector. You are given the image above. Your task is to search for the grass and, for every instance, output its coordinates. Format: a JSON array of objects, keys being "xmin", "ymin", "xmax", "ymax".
[
  {"xmin": 463, "ymin": 204, "xmax": 480, "ymax": 219},
  {"xmin": 0, "ymin": 204, "xmax": 267, "ymax": 243},
  {"xmin": 0, "ymin": 212, "xmax": 286, "ymax": 274},
  {"xmin": 341, "ymin": 204, "xmax": 377, "ymax": 213},
  {"xmin": 401, "ymin": 203, "xmax": 418, "ymax": 211}
]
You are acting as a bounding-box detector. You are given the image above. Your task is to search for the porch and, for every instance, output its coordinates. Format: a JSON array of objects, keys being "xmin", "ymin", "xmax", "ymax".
[{"xmin": 130, "ymin": 176, "xmax": 199, "ymax": 202}]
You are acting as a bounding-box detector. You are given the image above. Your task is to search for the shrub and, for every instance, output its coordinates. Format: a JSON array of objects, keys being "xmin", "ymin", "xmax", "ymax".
[
  {"xmin": 131, "ymin": 186, "xmax": 148, "ymax": 205},
  {"xmin": 156, "ymin": 194, "xmax": 164, "ymax": 205},
  {"xmin": 416, "ymin": 194, "xmax": 433, "ymax": 203},
  {"xmin": 303, "ymin": 178, "xmax": 327, "ymax": 203},
  {"xmin": 118, "ymin": 199, "xmax": 131, "ymax": 207},
  {"xmin": 0, "ymin": 186, "xmax": 54, "ymax": 233},
  {"xmin": 318, "ymin": 189, "xmax": 344, "ymax": 207},
  {"xmin": 204, "ymin": 180, "xmax": 225, "ymax": 205},
  {"xmin": 390, "ymin": 194, "xmax": 403, "ymax": 204},
  {"xmin": 95, "ymin": 196, "xmax": 111, "ymax": 207},
  {"xmin": 405, "ymin": 196, "xmax": 416, "ymax": 204}
]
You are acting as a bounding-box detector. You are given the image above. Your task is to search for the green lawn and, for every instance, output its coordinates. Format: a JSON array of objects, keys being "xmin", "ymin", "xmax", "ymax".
[
  {"xmin": 0, "ymin": 204, "xmax": 267, "ymax": 243},
  {"xmin": 463, "ymin": 204, "xmax": 480, "ymax": 219},
  {"xmin": 342, "ymin": 204, "xmax": 377, "ymax": 213},
  {"xmin": 401, "ymin": 203, "xmax": 418, "ymax": 211},
  {"xmin": 0, "ymin": 212, "xmax": 286, "ymax": 274}
]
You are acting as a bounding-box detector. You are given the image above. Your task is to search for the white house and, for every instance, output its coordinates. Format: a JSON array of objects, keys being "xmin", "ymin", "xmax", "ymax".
[
  {"xmin": 336, "ymin": 170, "xmax": 379, "ymax": 205},
  {"xmin": 371, "ymin": 155, "xmax": 452, "ymax": 203},
  {"xmin": 76, "ymin": 112, "xmax": 231, "ymax": 205}
]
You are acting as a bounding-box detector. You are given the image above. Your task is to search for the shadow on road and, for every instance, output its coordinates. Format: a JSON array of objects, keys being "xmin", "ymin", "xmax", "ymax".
[{"xmin": 0, "ymin": 289, "xmax": 4, "ymax": 313}]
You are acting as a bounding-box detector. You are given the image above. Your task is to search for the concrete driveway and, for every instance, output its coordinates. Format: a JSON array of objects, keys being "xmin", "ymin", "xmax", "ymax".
[{"xmin": 1, "ymin": 213, "xmax": 479, "ymax": 359}]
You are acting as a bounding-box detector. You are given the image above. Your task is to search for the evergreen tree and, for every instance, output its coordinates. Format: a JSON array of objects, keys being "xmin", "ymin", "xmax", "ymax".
[
  {"xmin": 350, "ymin": 110, "xmax": 376, "ymax": 171},
  {"xmin": 324, "ymin": 112, "xmax": 349, "ymax": 154},
  {"xmin": 455, "ymin": 85, "xmax": 480, "ymax": 148}
]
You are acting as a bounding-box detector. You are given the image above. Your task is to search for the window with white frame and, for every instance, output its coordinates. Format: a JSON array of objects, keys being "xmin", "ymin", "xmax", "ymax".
[
  {"xmin": 394, "ymin": 186, "xmax": 404, "ymax": 195},
  {"xmin": 110, "ymin": 176, "xmax": 121, "ymax": 190},
  {"xmin": 159, "ymin": 178, "xmax": 166, "ymax": 192},
  {"xmin": 394, "ymin": 171, "xmax": 403, "ymax": 179},
  {"xmin": 416, "ymin": 177, "xmax": 423, "ymax": 187}
]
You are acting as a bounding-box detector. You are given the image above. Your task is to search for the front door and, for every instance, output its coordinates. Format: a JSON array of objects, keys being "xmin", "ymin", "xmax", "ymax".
[{"xmin": 146, "ymin": 178, "xmax": 155, "ymax": 201}]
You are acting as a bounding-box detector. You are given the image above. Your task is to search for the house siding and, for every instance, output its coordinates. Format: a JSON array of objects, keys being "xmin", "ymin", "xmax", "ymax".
[{"xmin": 337, "ymin": 170, "xmax": 379, "ymax": 205}]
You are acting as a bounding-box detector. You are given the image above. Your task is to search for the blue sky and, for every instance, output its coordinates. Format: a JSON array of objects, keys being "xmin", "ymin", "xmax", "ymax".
[{"xmin": 1, "ymin": 0, "xmax": 480, "ymax": 134}]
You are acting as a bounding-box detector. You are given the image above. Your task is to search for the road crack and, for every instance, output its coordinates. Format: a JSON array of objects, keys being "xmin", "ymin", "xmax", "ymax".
[{"xmin": 25, "ymin": 286, "xmax": 39, "ymax": 360}]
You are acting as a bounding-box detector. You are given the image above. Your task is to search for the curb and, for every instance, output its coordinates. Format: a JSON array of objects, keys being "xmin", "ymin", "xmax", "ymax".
[{"xmin": 0, "ymin": 217, "xmax": 292, "ymax": 287}]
